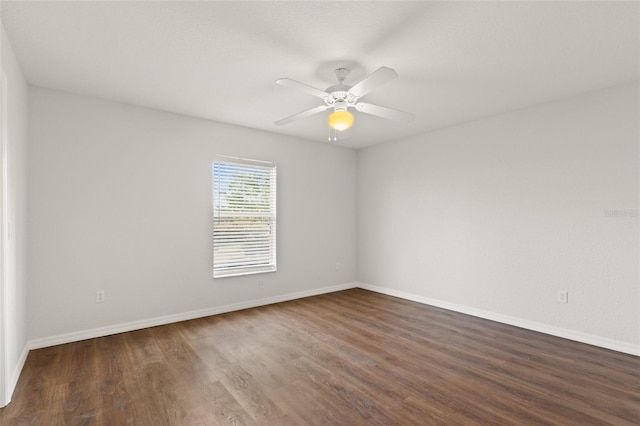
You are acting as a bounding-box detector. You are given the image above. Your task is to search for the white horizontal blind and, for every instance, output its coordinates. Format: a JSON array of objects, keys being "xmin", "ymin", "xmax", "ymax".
[{"xmin": 213, "ymin": 158, "xmax": 276, "ymax": 278}]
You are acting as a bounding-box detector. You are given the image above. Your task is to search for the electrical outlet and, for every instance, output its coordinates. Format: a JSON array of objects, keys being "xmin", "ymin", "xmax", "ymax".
[
  {"xmin": 335, "ymin": 262, "xmax": 341, "ymax": 270},
  {"xmin": 557, "ymin": 291, "xmax": 568, "ymax": 304},
  {"xmin": 96, "ymin": 290, "xmax": 105, "ymax": 303}
]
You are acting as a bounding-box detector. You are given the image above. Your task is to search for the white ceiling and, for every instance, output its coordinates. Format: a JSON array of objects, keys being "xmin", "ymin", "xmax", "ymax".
[{"xmin": 1, "ymin": 1, "xmax": 638, "ymax": 148}]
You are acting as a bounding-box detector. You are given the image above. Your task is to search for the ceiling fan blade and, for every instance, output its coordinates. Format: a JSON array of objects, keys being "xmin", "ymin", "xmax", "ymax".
[
  {"xmin": 276, "ymin": 78, "xmax": 329, "ymax": 99},
  {"xmin": 355, "ymin": 102, "xmax": 415, "ymax": 123},
  {"xmin": 348, "ymin": 66, "xmax": 398, "ymax": 98},
  {"xmin": 275, "ymin": 105, "xmax": 329, "ymax": 126}
]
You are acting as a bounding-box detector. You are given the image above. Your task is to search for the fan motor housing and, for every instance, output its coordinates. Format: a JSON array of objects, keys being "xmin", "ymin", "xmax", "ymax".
[{"xmin": 325, "ymin": 84, "xmax": 358, "ymax": 107}]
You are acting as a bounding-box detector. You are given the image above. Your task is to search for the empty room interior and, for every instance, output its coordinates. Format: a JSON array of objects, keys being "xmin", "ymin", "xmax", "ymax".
[{"xmin": 0, "ymin": 1, "xmax": 638, "ymax": 424}]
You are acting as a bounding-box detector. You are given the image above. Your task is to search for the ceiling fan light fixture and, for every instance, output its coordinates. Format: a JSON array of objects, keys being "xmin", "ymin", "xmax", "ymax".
[
  {"xmin": 328, "ymin": 110, "xmax": 354, "ymax": 131},
  {"xmin": 276, "ymin": 65, "xmax": 413, "ymax": 136}
]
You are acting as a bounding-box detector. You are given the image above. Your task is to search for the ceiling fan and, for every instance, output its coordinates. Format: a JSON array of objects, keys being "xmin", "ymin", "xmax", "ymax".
[{"xmin": 275, "ymin": 66, "xmax": 414, "ymax": 132}]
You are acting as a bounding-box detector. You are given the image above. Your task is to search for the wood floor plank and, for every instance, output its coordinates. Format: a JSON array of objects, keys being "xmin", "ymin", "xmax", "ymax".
[
  {"xmin": 189, "ymin": 336, "xmax": 286, "ymax": 424},
  {"xmin": 1, "ymin": 288, "xmax": 638, "ymax": 425},
  {"xmin": 198, "ymin": 380, "xmax": 258, "ymax": 426},
  {"xmin": 93, "ymin": 333, "xmax": 146, "ymax": 425}
]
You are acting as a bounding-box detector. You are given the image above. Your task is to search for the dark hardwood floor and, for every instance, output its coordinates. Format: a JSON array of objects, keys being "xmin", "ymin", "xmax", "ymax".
[{"xmin": 1, "ymin": 288, "xmax": 638, "ymax": 425}]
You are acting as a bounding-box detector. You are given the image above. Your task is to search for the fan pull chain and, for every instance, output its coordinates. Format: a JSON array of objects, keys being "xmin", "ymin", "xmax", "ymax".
[{"xmin": 328, "ymin": 127, "xmax": 338, "ymax": 142}]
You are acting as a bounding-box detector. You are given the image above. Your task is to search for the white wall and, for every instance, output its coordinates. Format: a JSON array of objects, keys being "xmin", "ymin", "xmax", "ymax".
[
  {"xmin": 27, "ymin": 87, "xmax": 358, "ymax": 341},
  {"xmin": 358, "ymin": 83, "xmax": 639, "ymax": 353},
  {"xmin": 1, "ymin": 23, "xmax": 29, "ymax": 405}
]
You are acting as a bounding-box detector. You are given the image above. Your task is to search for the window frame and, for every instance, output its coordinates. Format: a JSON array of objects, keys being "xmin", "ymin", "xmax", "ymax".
[{"xmin": 212, "ymin": 156, "xmax": 277, "ymax": 278}]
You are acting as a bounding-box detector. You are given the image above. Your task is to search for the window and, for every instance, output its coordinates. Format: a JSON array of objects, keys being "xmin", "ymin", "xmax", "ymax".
[{"xmin": 213, "ymin": 158, "xmax": 276, "ymax": 278}]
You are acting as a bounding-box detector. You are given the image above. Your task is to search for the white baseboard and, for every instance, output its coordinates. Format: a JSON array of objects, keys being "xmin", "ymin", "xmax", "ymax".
[
  {"xmin": 1, "ymin": 343, "xmax": 29, "ymax": 408},
  {"xmin": 8, "ymin": 345, "xmax": 28, "ymax": 399},
  {"xmin": 28, "ymin": 282, "xmax": 358, "ymax": 350},
  {"xmin": 357, "ymin": 282, "xmax": 640, "ymax": 357}
]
